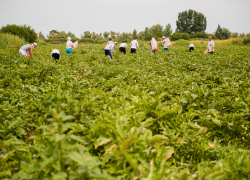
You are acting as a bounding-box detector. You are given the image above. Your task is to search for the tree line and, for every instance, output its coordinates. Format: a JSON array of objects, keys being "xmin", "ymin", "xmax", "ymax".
[{"xmin": 1, "ymin": 9, "xmax": 249, "ymax": 43}]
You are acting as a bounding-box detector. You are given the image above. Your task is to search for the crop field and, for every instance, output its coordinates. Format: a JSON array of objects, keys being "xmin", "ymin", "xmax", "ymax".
[{"xmin": 0, "ymin": 34, "xmax": 250, "ymax": 180}]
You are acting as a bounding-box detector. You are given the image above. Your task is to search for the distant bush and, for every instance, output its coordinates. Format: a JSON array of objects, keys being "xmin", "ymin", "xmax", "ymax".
[
  {"xmin": 173, "ymin": 39, "xmax": 190, "ymax": 46},
  {"xmin": 243, "ymin": 37, "xmax": 250, "ymax": 45},
  {"xmin": 0, "ymin": 33, "xmax": 26, "ymax": 48},
  {"xmin": 171, "ymin": 32, "xmax": 190, "ymax": 41},
  {"xmin": 190, "ymin": 32, "xmax": 217, "ymax": 39},
  {"xmin": 45, "ymin": 38, "xmax": 80, "ymax": 43},
  {"xmin": 0, "ymin": 24, "xmax": 37, "ymax": 43}
]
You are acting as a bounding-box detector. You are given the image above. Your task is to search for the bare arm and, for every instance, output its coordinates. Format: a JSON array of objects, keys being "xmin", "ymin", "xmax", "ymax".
[{"xmin": 29, "ymin": 46, "xmax": 34, "ymax": 57}]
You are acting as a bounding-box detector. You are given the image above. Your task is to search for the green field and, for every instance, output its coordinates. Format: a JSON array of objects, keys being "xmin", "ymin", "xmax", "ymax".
[{"xmin": 1, "ymin": 34, "xmax": 250, "ymax": 180}]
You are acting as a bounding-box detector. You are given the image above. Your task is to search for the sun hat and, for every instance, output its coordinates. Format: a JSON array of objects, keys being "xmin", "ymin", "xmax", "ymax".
[
  {"xmin": 114, "ymin": 42, "xmax": 118, "ymax": 44},
  {"xmin": 67, "ymin": 37, "xmax": 71, "ymax": 40},
  {"xmin": 162, "ymin": 36, "xmax": 166, "ymax": 39},
  {"xmin": 33, "ymin": 43, "xmax": 37, "ymax": 46}
]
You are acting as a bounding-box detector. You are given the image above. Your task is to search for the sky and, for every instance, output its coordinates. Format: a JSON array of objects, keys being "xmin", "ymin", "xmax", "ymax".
[{"xmin": 0, "ymin": 0, "xmax": 249, "ymax": 38}]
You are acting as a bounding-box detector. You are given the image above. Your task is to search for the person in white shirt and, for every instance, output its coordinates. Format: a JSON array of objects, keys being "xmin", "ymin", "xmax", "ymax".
[
  {"xmin": 107, "ymin": 38, "xmax": 114, "ymax": 45},
  {"xmin": 66, "ymin": 37, "xmax": 73, "ymax": 54},
  {"xmin": 207, "ymin": 36, "xmax": 215, "ymax": 55},
  {"xmin": 130, "ymin": 37, "xmax": 139, "ymax": 53},
  {"xmin": 104, "ymin": 42, "xmax": 117, "ymax": 60},
  {"xmin": 189, "ymin": 44, "xmax": 194, "ymax": 52},
  {"xmin": 51, "ymin": 49, "xmax": 61, "ymax": 61},
  {"xmin": 161, "ymin": 36, "xmax": 171, "ymax": 51},
  {"xmin": 119, "ymin": 41, "xmax": 127, "ymax": 54},
  {"xmin": 19, "ymin": 43, "xmax": 37, "ymax": 57}
]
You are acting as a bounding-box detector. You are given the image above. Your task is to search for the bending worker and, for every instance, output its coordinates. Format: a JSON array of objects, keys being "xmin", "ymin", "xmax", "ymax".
[
  {"xmin": 189, "ymin": 43, "xmax": 194, "ymax": 52},
  {"xmin": 119, "ymin": 41, "xmax": 127, "ymax": 54},
  {"xmin": 19, "ymin": 43, "xmax": 37, "ymax": 57},
  {"xmin": 104, "ymin": 42, "xmax": 117, "ymax": 60},
  {"xmin": 51, "ymin": 49, "xmax": 61, "ymax": 61}
]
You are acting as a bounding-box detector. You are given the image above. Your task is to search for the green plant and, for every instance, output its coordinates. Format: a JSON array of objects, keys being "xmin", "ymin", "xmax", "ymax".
[{"xmin": 0, "ymin": 24, "xmax": 37, "ymax": 43}]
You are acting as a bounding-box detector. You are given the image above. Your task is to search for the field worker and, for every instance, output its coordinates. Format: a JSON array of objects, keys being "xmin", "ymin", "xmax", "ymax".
[
  {"xmin": 149, "ymin": 37, "xmax": 158, "ymax": 54},
  {"xmin": 119, "ymin": 41, "xmax": 127, "ymax": 54},
  {"xmin": 105, "ymin": 42, "xmax": 117, "ymax": 60},
  {"xmin": 51, "ymin": 49, "xmax": 61, "ymax": 61},
  {"xmin": 130, "ymin": 37, "xmax": 139, "ymax": 53},
  {"xmin": 19, "ymin": 43, "xmax": 37, "ymax": 57},
  {"xmin": 66, "ymin": 37, "xmax": 73, "ymax": 54},
  {"xmin": 207, "ymin": 36, "xmax": 215, "ymax": 54},
  {"xmin": 189, "ymin": 43, "xmax": 194, "ymax": 52},
  {"xmin": 107, "ymin": 38, "xmax": 114, "ymax": 45},
  {"xmin": 161, "ymin": 36, "xmax": 171, "ymax": 51}
]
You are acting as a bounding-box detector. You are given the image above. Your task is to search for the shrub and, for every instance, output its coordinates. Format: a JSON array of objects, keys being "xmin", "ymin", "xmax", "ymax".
[
  {"xmin": 0, "ymin": 24, "xmax": 37, "ymax": 43},
  {"xmin": 243, "ymin": 37, "xmax": 250, "ymax": 45},
  {"xmin": 173, "ymin": 39, "xmax": 190, "ymax": 46},
  {"xmin": 0, "ymin": 33, "xmax": 26, "ymax": 48},
  {"xmin": 190, "ymin": 32, "xmax": 217, "ymax": 39},
  {"xmin": 171, "ymin": 32, "xmax": 190, "ymax": 41}
]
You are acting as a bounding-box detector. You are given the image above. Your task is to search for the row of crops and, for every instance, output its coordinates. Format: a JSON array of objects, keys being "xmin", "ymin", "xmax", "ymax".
[{"xmin": 0, "ymin": 34, "xmax": 250, "ymax": 179}]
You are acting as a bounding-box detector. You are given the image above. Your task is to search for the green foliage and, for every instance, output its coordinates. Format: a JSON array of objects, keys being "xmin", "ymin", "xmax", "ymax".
[
  {"xmin": 58, "ymin": 31, "xmax": 67, "ymax": 39},
  {"xmin": 0, "ymin": 36, "xmax": 250, "ymax": 179},
  {"xmin": 38, "ymin": 32, "xmax": 45, "ymax": 39},
  {"xmin": 215, "ymin": 25, "xmax": 231, "ymax": 40},
  {"xmin": 103, "ymin": 31, "xmax": 109, "ymax": 38},
  {"xmin": 50, "ymin": 30, "xmax": 59, "ymax": 34},
  {"xmin": 190, "ymin": 32, "xmax": 217, "ymax": 39},
  {"xmin": 144, "ymin": 27, "xmax": 149, "ymax": 36},
  {"xmin": 243, "ymin": 36, "xmax": 250, "ymax": 45},
  {"xmin": 172, "ymin": 39, "xmax": 190, "ymax": 46},
  {"xmin": 82, "ymin": 31, "xmax": 92, "ymax": 38},
  {"xmin": 149, "ymin": 24, "xmax": 163, "ymax": 39},
  {"xmin": 132, "ymin": 29, "xmax": 137, "ymax": 38},
  {"xmin": 176, "ymin": 9, "xmax": 207, "ymax": 34},
  {"xmin": 215, "ymin": 25, "xmax": 223, "ymax": 39},
  {"xmin": 163, "ymin": 23, "xmax": 173, "ymax": 37},
  {"xmin": 110, "ymin": 31, "xmax": 116, "ymax": 39},
  {"xmin": 171, "ymin": 32, "xmax": 190, "ymax": 41},
  {"xmin": 221, "ymin": 28, "xmax": 231, "ymax": 39},
  {"xmin": 231, "ymin": 32, "xmax": 238, "ymax": 38},
  {"xmin": 0, "ymin": 24, "xmax": 37, "ymax": 43}
]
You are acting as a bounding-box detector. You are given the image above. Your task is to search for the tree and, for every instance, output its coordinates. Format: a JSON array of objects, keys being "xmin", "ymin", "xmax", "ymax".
[
  {"xmin": 83, "ymin": 31, "xmax": 91, "ymax": 38},
  {"xmin": 132, "ymin": 29, "xmax": 137, "ymax": 38},
  {"xmin": 221, "ymin": 28, "xmax": 231, "ymax": 39},
  {"xmin": 145, "ymin": 27, "xmax": 149, "ymax": 36},
  {"xmin": 47, "ymin": 32, "xmax": 58, "ymax": 39},
  {"xmin": 110, "ymin": 31, "xmax": 116, "ymax": 39},
  {"xmin": 0, "ymin": 24, "xmax": 37, "ymax": 42},
  {"xmin": 231, "ymin": 32, "xmax": 238, "ymax": 38},
  {"xmin": 176, "ymin": 9, "xmax": 207, "ymax": 34},
  {"xmin": 122, "ymin": 32, "xmax": 129, "ymax": 39},
  {"xmin": 239, "ymin": 33, "xmax": 245, "ymax": 38},
  {"xmin": 215, "ymin": 25, "xmax": 223, "ymax": 39},
  {"xmin": 58, "ymin": 31, "xmax": 67, "ymax": 39},
  {"xmin": 39, "ymin": 31, "xmax": 45, "ymax": 39},
  {"xmin": 170, "ymin": 32, "xmax": 190, "ymax": 41},
  {"xmin": 149, "ymin": 24, "xmax": 163, "ymax": 38},
  {"xmin": 138, "ymin": 31, "xmax": 145, "ymax": 39},
  {"xmin": 163, "ymin": 23, "xmax": 172, "ymax": 37},
  {"xmin": 103, "ymin": 31, "xmax": 109, "ymax": 38},
  {"xmin": 67, "ymin": 31, "xmax": 77, "ymax": 39},
  {"xmin": 49, "ymin": 30, "xmax": 59, "ymax": 34}
]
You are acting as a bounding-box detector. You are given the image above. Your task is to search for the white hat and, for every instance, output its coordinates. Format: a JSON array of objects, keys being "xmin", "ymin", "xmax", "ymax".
[
  {"xmin": 67, "ymin": 37, "xmax": 71, "ymax": 40},
  {"xmin": 114, "ymin": 42, "xmax": 117, "ymax": 44},
  {"xmin": 33, "ymin": 43, "xmax": 37, "ymax": 46},
  {"xmin": 162, "ymin": 36, "xmax": 166, "ymax": 38}
]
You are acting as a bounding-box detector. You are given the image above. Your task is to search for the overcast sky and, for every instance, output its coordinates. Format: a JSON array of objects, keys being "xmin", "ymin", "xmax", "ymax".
[{"xmin": 0, "ymin": 0, "xmax": 249, "ymax": 38}]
